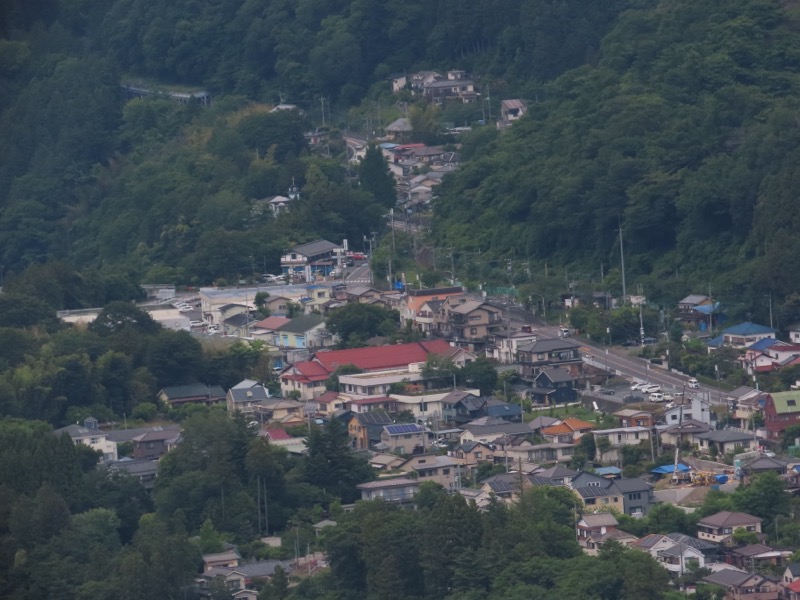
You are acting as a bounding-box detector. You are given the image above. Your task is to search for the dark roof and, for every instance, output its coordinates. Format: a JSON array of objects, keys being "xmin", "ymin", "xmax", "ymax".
[
  {"xmin": 384, "ymin": 423, "xmax": 423, "ymax": 435},
  {"xmin": 131, "ymin": 430, "xmax": 181, "ymax": 443},
  {"xmin": 353, "ymin": 410, "xmax": 393, "ymax": 426},
  {"xmin": 536, "ymin": 368, "xmax": 576, "ymax": 383},
  {"xmin": 575, "ymin": 486, "xmax": 615, "ymax": 499},
  {"xmin": 274, "ymin": 314, "xmax": 325, "ymax": 334},
  {"xmin": 537, "ymin": 465, "xmax": 578, "ymax": 479},
  {"xmin": 462, "ymin": 422, "xmax": 532, "ymax": 436},
  {"xmin": 223, "ymin": 313, "xmax": 254, "ymax": 327},
  {"xmin": 786, "ymin": 562, "xmax": 800, "ymax": 577},
  {"xmin": 407, "ymin": 286, "xmax": 463, "ymax": 297},
  {"xmin": 229, "ymin": 386, "xmax": 270, "ymax": 404},
  {"xmin": 528, "ymin": 416, "xmax": 560, "ymax": 430},
  {"xmin": 104, "ymin": 458, "xmax": 159, "ymax": 477},
  {"xmin": 697, "ymin": 511, "xmax": 762, "ymax": 528},
  {"xmin": 517, "ymin": 337, "xmax": 582, "ymax": 353},
  {"xmin": 159, "ymin": 384, "xmax": 225, "ymax": 400},
  {"xmin": 695, "ymin": 429, "xmax": 755, "ymax": 443},
  {"xmin": 102, "ymin": 424, "xmax": 181, "ymax": 443},
  {"xmin": 702, "ymin": 569, "xmax": 753, "ymax": 588},
  {"xmin": 292, "ymin": 239, "xmax": 339, "ymax": 257},
  {"xmin": 612, "ymin": 477, "xmax": 651, "ymax": 494}
]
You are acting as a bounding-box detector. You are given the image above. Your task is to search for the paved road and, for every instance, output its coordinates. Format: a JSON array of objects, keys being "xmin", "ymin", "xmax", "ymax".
[
  {"xmin": 535, "ymin": 324, "xmax": 725, "ymax": 405},
  {"xmin": 346, "ymin": 263, "xmax": 371, "ymax": 285}
]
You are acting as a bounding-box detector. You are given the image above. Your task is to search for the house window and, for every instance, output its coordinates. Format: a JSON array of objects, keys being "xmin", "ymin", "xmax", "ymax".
[
  {"xmin": 585, "ymin": 499, "xmax": 596, "ymax": 505},
  {"xmin": 470, "ymin": 328, "xmax": 478, "ymax": 335},
  {"xmin": 475, "ymin": 452, "xmax": 482, "ymax": 459},
  {"xmin": 442, "ymin": 469, "xmax": 450, "ymax": 475}
]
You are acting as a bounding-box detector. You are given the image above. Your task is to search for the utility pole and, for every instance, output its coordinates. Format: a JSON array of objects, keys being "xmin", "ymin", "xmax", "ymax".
[{"xmin": 618, "ymin": 216, "xmax": 627, "ymax": 304}]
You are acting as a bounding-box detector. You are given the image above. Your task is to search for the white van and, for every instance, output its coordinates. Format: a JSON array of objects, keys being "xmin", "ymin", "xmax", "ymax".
[
  {"xmin": 649, "ymin": 393, "xmax": 665, "ymax": 403},
  {"xmin": 688, "ymin": 378, "xmax": 700, "ymax": 389},
  {"xmin": 560, "ymin": 327, "xmax": 570, "ymax": 338}
]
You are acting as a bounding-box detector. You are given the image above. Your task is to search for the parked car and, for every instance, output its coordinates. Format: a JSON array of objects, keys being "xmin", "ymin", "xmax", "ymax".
[
  {"xmin": 263, "ymin": 274, "xmax": 283, "ymax": 283},
  {"xmin": 662, "ymin": 393, "xmax": 674, "ymax": 402},
  {"xmin": 599, "ymin": 388, "xmax": 616, "ymax": 396},
  {"xmin": 763, "ymin": 450, "xmax": 776, "ymax": 458},
  {"xmin": 178, "ymin": 305, "xmax": 193, "ymax": 312},
  {"xmin": 630, "ymin": 382, "xmax": 647, "ymax": 391},
  {"xmin": 688, "ymin": 378, "xmax": 700, "ymax": 389},
  {"xmin": 642, "ymin": 384, "xmax": 661, "ymax": 394},
  {"xmin": 649, "ymin": 393, "xmax": 665, "ymax": 403},
  {"xmin": 642, "ymin": 336, "xmax": 658, "ymax": 345},
  {"xmin": 622, "ymin": 339, "xmax": 639, "ymax": 347},
  {"xmin": 622, "ymin": 394, "xmax": 641, "ymax": 403},
  {"xmin": 189, "ymin": 320, "xmax": 204, "ymax": 328}
]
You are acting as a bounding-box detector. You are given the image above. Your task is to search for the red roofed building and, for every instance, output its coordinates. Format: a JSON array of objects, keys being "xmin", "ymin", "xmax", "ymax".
[
  {"xmin": 280, "ymin": 361, "xmax": 330, "ymax": 400},
  {"xmin": 313, "ymin": 339, "xmax": 454, "ymax": 372},
  {"xmin": 264, "ymin": 428, "xmax": 292, "ymax": 441},
  {"xmin": 280, "ymin": 340, "xmax": 464, "ymax": 400}
]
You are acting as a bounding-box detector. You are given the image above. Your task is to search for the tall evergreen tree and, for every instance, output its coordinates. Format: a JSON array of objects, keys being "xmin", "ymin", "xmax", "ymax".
[{"xmin": 358, "ymin": 144, "xmax": 396, "ymax": 208}]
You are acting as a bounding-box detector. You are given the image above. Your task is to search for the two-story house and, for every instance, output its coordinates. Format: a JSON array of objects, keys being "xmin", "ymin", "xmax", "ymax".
[
  {"xmin": 132, "ymin": 429, "xmax": 181, "ymax": 461},
  {"xmin": 226, "ymin": 384, "xmax": 270, "ymax": 416},
  {"xmin": 272, "ymin": 314, "xmax": 333, "ymax": 350},
  {"xmin": 348, "ymin": 410, "xmax": 393, "ymax": 450},
  {"xmin": 764, "ymin": 391, "xmax": 800, "ymax": 440},
  {"xmin": 397, "ymin": 454, "xmax": 459, "ymax": 491},
  {"xmin": 378, "ymin": 423, "xmax": 425, "ymax": 455},
  {"xmin": 357, "ymin": 477, "xmax": 419, "ymax": 506},
  {"xmin": 697, "ymin": 511, "xmax": 762, "ymax": 544},
  {"xmin": 530, "ymin": 368, "xmax": 578, "ymax": 405},
  {"xmin": 541, "ymin": 418, "xmax": 596, "ymax": 444},
  {"xmin": 577, "ymin": 513, "xmax": 638, "ymax": 555},
  {"xmin": 517, "ymin": 337, "xmax": 583, "ymax": 379},
  {"xmin": 485, "ymin": 328, "xmax": 538, "ymax": 364},
  {"xmin": 593, "ymin": 427, "xmax": 650, "ymax": 462},
  {"xmin": 54, "ymin": 417, "xmax": 118, "ymax": 462},
  {"xmin": 158, "ymin": 384, "xmax": 226, "ymax": 407},
  {"xmin": 435, "ymin": 295, "xmax": 503, "ymax": 345},
  {"xmin": 614, "ymin": 408, "xmax": 655, "ymax": 428}
]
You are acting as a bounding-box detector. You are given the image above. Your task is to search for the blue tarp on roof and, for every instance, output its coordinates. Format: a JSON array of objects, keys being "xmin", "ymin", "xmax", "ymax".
[
  {"xmin": 595, "ymin": 466, "xmax": 622, "ymax": 476},
  {"xmin": 692, "ymin": 302, "xmax": 721, "ymax": 315},
  {"xmin": 651, "ymin": 463, "xmax": 691, "ymax": 474}
]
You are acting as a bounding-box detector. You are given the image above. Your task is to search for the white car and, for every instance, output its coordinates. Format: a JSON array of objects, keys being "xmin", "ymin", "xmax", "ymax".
[
  {"xmin": 649, "ymin": 393, "xmax": 665, "ymax": 403},
  {"xmin": 688, "ymin": 378, "xmax": 700, "ymax": 389},
  {"xmin": 642, "ymin": 384, "xmax": 661, "ymax": 394},
  {"xmin": 662, "ymin": 393, "xmax": 674, "ymax": 402},
  {"xmin": 630, "ymin": 382, "xmax": 646, "ymax": 391},
  {"xmin": 189, "ymin": 320, "xmax": 204, "ymax": 328}
]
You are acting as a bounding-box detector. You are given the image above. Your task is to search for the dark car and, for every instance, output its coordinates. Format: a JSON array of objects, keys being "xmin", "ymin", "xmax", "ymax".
[
  {"xmin": 622, "ymin": 394, "xmax": 641, "ymax": 403},
  {"xmin": 642, "ymin": 336, "xmax": 658, "ymax": 345},
  {"xmin": 622, "ymin": 339, "xmax": 639, "ymax": 347},
  {"xmin": 599, "ymin": 388, "xmax": 616, "ymax": 396}
]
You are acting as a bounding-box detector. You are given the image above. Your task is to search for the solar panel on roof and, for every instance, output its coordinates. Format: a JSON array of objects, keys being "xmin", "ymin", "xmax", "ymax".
[{"xmin": 386, "ymin": 424, "xmax": 420, "ymax": 435}]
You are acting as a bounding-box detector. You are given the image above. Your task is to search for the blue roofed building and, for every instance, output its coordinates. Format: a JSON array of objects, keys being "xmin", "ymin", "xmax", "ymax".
[{"xmin": 714, "ymin": 322, "xmax": 776, "ymax": 349}]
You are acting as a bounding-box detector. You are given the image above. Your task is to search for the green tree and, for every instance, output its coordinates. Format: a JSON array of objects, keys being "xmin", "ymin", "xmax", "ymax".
[
  {"xmin": 358, "ymin": 144, "xmax": 396, "ymax": 208},
  {"xmin": 459, "ymin": 357, "xmax": 498, "ymax": 396},
  {"xmin": 326, "ymin": 303, "xmax": 400, "ymax": 347}
]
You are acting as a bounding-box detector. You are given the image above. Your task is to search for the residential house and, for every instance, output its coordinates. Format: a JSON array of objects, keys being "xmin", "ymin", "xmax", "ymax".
[
  {"xmin": 357, "ymin": 477, "xmax": 420, "ymax": 505},
  {"xmin": 541, "ymin": 418, "xmax": 596, "ymax": 444},
  {"xmin": 453, "ymin": 441, "xmax": 495, "ymax": 470},
  {"xmin": 197, "ymin": 560, "xmax": 292, "ymax": 596},
  {"xmin": 441, "ymin": 391, "xmax": 522, "ymax": 425},
  {"xmin": 709, "ymin": 322, "xmax": 776, "ymax": 350},
  {"xmin": 782, "ymin": 562, "xmax": 800, "ymax": 588},
  {"xmin": 764, "ymin": 391, "xmax": 800, "ymax": 440},
  {"xmin": 203, "ymin": 548, "xmax": 242, "ymax": 572},
  {"xmin": 345, "ymin": 286, "xmax": 384, "ymax": 304},
  {"xmin": 380, "ymin": 423, "xmax": 425, "ymax": 454},
  {"xmin": 485, "ymin": 328, "xmax": 538, "ymax": 364},
  {"xmin": 158, "ymin": 384, "xmax": 226, "ymax": 407},
  {"xmin": 664, "ymin": 396, "xmax": 716, "ymax": 426},
  {"xmin": 593, "ymin": 427, "xmax": 650, "ymax": 463},
  {"xmin": 530, "ymin": 368, "xmax": 578, "ymax": 405},
  {"xmin": 346, "ymin": 396, "xmax": 400, "ymax": 415},
  {"xmin": 528, "ymin": 415, "xmax": 561, "ymax": 434},
  {"xmin": 279, "ymin": 361, "xmax": 329, "ymax": 400},
  {"xmin": 726, "ymin": 386, "xmax": 766, "ymax": 429},
  {"xmin": 498, "ymin": 99, "xmax": 527, "ymax": 129},
  {"xmin": 434, "ymin": 294, "xmax": 503, "ymax": 345},
  {"xmin": 522, "ymin": 442, "xmax": 575, "ymax": 464},
  {"xmin": 348, "ymin": 410, "xmax": 393, "ymax": 450},
  {"xmin": 614, "ymin": 408, "xmax": 656, "ymax": 429},
  {"xmin": 54, "ymin": 418, "xmax": 118, "ymax": 462},
  {"xmin": 131, "ymin": 429, "xmax": 181, "ymax": 461},
  {"xmin": 694, "ymin": 429, "xmax": 759, "ymax": 456},
  {"xmin": 385, "ymin": 118, "xmax": 413, "ymax": 142},
  {"xmin": 517, "ymin": 337, "xmax": 583, "ymax": 379},
  {"xmin": 676, "ymin": 294, "xmax": 718, "ymax": 330},
  {"xmin": 702, "ymin": 569, "xmax": 779, "ymax": 600},
  {"xmin": 659, "ymin": 418, "xmax": 712, "ymax": 447},
  {"xmin": 105, "ymin": 458, "xmax": 158, "ymax": 490},
  {"xmin": 741, "ymin": 456, "xmax": 790, "ymax": 486},
  {"xmin": 459, "ymin": 419, "xmax": 533, "ymax": 445},
  {"xmin": 531, "ymin": 464, "xmax": 579, "ymax": 486},
  {"xmin": 368, "ymin": 453, "xmax": 404, "ymax": 471},
  {"xmin": 633, "ymin": 532, "xmax": 719, "ymax": 575},
  {"xmin": 272, "ymin": 314, "xmax": 333, "ymax": 350},
  {"xmin": 697, "ymin": 511, "xmax": 762, "ymax": 544},
  {"xmin": 727, "ymin": 543, "xmax": 792, "ymax": 571},
  {"xmin": 577, "ymin": 513, "xmax": 637, "ymax": 555},
  {"xmin": 280, "ymin": 239, "xmax": 341, "ymax": 277},
  {"xmin": 572, "ymin": 481, "xmax": 624, "ymax": 513},
  {"xmin": 314, "ymin": 391, "xmax": 344, "ymax": 417},
  {"xmin": 250, "ymin": 315, "xmax": 291, "ymax": 340},
  {"xmin": 226, "ymin": 385, "xmax": 270, "ymax": 416},
  {"xmin": 422, "ymin": 71, "xmax": 477, "ymax": 104},
  {"xmin": 614, "ymin": 477, "xmax": 657, "ymax": 518},
  {"xmin": 478, "ymin": 472, "xmax": 532, "ymax": 503},
  {"xmin": 255, "ymin": 399, "xmax": 306, "ymax": 424},
  {"xmin": 398, "ymin": 453, "xmax": 459, "ymax": 491},
  {"xmin": 738, "ymin": 339, "xmax": 791, "ymax": 375}
]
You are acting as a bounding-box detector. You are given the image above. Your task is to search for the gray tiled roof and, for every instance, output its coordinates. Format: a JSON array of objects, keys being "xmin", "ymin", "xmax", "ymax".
[{"xmin": 292, "ymin": 239, "xmax": 339, "ymax": 257}]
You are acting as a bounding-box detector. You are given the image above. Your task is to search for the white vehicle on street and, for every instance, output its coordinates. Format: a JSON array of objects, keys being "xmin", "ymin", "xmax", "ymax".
[
  {"xmin": 630, "ymin": 382, "xmax": 646, "ymax": 391},
  {"xmin": 688, "ymin": 378, "xmax": 700, "ymax": 389},
  {"xmin": 649, "ymin": 393, "xmax": 665, "ymax": 403},
  {"xmin": 642, "ymin": 384, "xmax": 661, "ymax": 394},
  {"xmin": 662, "ymin": 393, "xmax": 674, "ymax": 402}
]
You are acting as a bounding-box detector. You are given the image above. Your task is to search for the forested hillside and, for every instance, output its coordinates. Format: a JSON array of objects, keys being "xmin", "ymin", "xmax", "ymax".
[
  {"xmin": 434, "ymin": 0, "xmax": 800, "ymax": 312},
  {"xmin": 2, "ymin": 0, "xmax": 800, "ymax": 315}
]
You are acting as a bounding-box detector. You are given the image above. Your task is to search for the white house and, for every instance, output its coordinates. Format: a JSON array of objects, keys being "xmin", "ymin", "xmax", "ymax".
[{"xmin": 54, "ymin": 417, "xmax": 118, "ymax": 462}]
